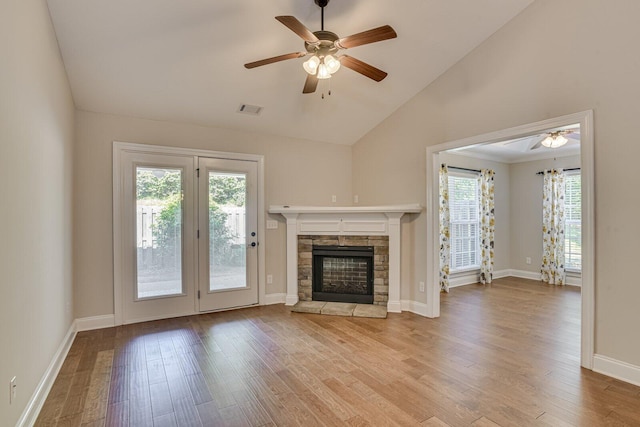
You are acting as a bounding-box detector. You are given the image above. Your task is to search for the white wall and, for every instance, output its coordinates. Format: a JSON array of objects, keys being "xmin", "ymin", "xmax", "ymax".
[
  {"xmin": 352, "ymin": 0, "xmax": 640, "ymax": 367},
  {"xmin": 0, "ymin": 0, "xmax": 75, "ymax": 424},
  {"xmin": 74, "ymin": 110, "xmax": 352, "ymax": 318}
]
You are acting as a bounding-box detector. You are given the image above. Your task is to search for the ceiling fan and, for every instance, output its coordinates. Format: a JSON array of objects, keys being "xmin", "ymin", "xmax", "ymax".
[
  {"xmin": 505, "ymin": 129, "xmax": 580, "ymax": 150},
  {"xmin": 244, "ymin": 0, "xmax": 397, "ymax": 94}
]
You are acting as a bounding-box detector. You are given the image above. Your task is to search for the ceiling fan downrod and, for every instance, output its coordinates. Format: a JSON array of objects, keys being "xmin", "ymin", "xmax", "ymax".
[{"xmin": 315, "ymin": 0, "xmax": 329, "ymax": 31}]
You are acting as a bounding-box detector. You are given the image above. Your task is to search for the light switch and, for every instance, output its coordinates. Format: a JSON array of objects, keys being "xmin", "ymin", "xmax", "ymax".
[{"xmin": 266, "ymin": 220, "xmax": 278, "ymax": 229}]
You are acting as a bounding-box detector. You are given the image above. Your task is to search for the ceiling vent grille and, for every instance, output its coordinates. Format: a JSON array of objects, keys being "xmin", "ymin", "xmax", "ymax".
[{"xmin": 237, "ymin": 104, "xmax": 263, "ymax": 115}]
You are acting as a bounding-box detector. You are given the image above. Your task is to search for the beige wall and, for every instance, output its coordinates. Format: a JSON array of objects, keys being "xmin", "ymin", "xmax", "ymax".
[
  {"xmin": 439, "ymin": 153, "xmax": 511, "ymax": 273},
  {"xmin": 509, "ymin": 155, "xmax": 580, "ymax": 273},
  {"xmin": 0, "ymin": 0, "xmax": 75, "ymax": 424},
  {"xmin": 352, "ymin": 0, "xmax": 640, "ymax": 366},
  {"xmin": 74, "ymin": 110, "xmax": 352, "ymax": 318}
]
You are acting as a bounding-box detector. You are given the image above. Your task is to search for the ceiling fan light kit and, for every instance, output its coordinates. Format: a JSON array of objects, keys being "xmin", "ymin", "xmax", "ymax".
[
  {"xmin": 541, "ymin": 132, "xmax": 569, "ymax": 148},
  {"xmin": 244, "ymin": 0, "xmax": 397, "ymax": 94}
]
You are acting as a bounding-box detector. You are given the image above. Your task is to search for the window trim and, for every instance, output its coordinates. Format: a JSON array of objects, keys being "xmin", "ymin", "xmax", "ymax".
[
  {"xmin": 564, "ymin": 170, "xmax": 581, "ymax": 272},
  {"xmin": 448, "ymin": 170, "xmax": 481, "ymax": 273}
]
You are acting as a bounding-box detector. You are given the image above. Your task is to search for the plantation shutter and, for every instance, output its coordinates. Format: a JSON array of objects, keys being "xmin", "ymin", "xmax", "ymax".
[
  {"xmin": 564, "ymin": 172, "xmax": 581, "ymax": 270},
  {"xmin": 448, "ymin": 174, "xmax": 480, "ymax": 270}
]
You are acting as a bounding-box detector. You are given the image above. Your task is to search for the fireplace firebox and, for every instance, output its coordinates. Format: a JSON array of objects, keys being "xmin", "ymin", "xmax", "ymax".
[{"xmin": 312, "ymin": 246, "xmax": 374, "ymax": 304}]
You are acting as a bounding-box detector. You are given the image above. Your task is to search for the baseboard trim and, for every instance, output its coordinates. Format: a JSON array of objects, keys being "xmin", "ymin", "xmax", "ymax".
[
  {"xmin": 75, "ymin": 314, "xmax": 116, "ymax": 331},
  {"xmin": 264, "ymin": 293, "xmax": 286, "ymax": 305},
  {"xmin": 400, "ymin": 300, "xmax": 429, "ymax": 317},
  {"xmin": 449, "ymin": 272, "xmax": 479, "ymax": 288},
  {"xmin": 493, "ymin": 269, "xmax": 510, "ymax": 279},
  {"xmin": 448, "ymin": 269, "xmax": 511, "ymax": 288},
  {"xmin": 16, "ymin": 322, "xmax": 76, "ymax": 427},
  {"xmin": 508, "ymin": 269, "xmax": 581, "ymax": 286},
  {"xmin": 509, "ymin": 269, "xmax": 541, "ymax": 281},
  {"xmin": 593, "ymin": 354, "xmax": 640, "ymax": 387},
  {"xmin": 285, "ymin": 295, "xmax": 299, "ymax": 306},
  {"xmin": 387, "ymin": 301, "xmax": 402, "ymax": 313}
]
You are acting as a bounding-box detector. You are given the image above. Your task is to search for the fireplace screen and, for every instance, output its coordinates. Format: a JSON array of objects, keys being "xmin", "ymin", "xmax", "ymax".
[{"xmin": 312, "ymin": 246, "xmax": 374, "ymax": 304}]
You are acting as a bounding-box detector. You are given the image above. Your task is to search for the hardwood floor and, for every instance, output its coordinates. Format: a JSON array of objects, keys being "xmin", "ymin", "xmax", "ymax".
[{"xmin": 36, "ymin": 277, "xmax": 640, "ymax": 426}]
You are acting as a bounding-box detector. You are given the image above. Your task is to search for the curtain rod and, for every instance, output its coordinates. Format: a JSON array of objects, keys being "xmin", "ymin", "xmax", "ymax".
[
  {"xmin": 536, "ymin": 167, "xmax": 580, "ymax": 175},
  {"xmin": 443, "ymin": 164, "xmax": 481, "ymax": 174}
]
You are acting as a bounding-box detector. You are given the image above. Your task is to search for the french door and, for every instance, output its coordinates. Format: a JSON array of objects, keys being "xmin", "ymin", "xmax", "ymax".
[
  {"xmin": 115, "ymin": 144, "xmax": 260, "ymax": 324},
  {"xmin": 197, "ymin": 158, "xmax": 258, "ymax": 311}
]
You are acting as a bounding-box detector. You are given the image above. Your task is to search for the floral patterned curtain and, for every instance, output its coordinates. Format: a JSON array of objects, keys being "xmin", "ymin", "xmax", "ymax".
[
  {"xmin": 541, "ymin": 169, "xmax": 566, "ymax": 285},
  {"xmin": 439, "ymin": 164, "xmax": 450, "ymax": 292},
  {"xmin": 479, "ymin": 169, "xmax": 495, "ymax": 284}
]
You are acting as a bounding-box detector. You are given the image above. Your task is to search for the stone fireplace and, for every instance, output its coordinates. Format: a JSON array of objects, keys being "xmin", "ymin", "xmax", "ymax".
[
  {"xmin": 268, "ymin": 204, "xmax": 422, "ymax": 313},
  {"xmin": 298, "ymin": 236, "xmax": 389, "ymax": 305}
]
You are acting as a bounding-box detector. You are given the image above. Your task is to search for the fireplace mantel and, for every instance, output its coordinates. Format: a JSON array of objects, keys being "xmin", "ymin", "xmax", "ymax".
[
  {"xmin": 269, "ymin": 204, "xmax": 422, "ymax": 313},
  {"xmin": 269, "ymin": 204, "xmax": 423, "ymax": 215}
]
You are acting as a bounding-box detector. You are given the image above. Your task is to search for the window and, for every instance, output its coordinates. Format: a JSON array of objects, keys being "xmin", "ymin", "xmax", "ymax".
[
  {"xmin": 564, "ymin": 172, "xmax": 581, "ymax": 270},
  {"xmin": 448, "ymin": 173, "xmax": 480, "ymax": 271}
]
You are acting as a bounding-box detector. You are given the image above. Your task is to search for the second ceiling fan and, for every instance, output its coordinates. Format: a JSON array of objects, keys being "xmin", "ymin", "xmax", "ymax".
[{"xmin": 244, "ymin": 0, "xmax": 397, "ymax": 94}]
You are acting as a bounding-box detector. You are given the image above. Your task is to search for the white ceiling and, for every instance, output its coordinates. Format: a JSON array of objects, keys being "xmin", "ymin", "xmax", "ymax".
[
  {"xmin": 450, "ymin": 126, "xmax": 581, "ymax": 163},
  {"xmin": 46, "ymin": 0, "xmax": 534, "ymax": 145}
]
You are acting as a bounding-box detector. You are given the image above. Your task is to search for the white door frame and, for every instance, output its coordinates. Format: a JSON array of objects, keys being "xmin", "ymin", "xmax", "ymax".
[
  {"xmin": 425, "ymin": 110, "xmax": 595, "ymax": 369},
  {"xmin": 113, "ymin": 141, "xmax": 265, "ymax": 326}
]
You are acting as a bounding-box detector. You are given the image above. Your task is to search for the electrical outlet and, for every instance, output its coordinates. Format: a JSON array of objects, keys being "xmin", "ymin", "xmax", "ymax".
[
  {"xmin": 331, "ymin": 195, "xmax": 337, "ymax": 203},
  {"xmin": 353, "ymin": 195, "xmax": 359, "ymax": 203},
  {"xmin": 267, "ymin": 274, "xmax": 273, "ymax": 285},
  {"xmin": 526, "ymin": 257, "xmax": 532, "ymax": 265},
  {"xmin": 419, "ymin": 281, "xmax": 425, "ymax": 292},
  {"xmin": 10, "ymin": 377, "xmax": 16, "ymax": 404}
]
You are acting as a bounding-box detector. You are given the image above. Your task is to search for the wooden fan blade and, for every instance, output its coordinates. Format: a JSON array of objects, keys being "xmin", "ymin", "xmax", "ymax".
[
  {"xmin": 339, "ymin": 55, "xmax": 388, "ymax": 82},
  {"xmin": 244, "ymin": 52, "xmax": 307, "ymax": 69},
  {"xmin": 275, "ymin": 16, "xmax": 319, "ymax": 43},
  {"xmin": 303, "ymin": 74, "xmax": 318, "ymax": 94},
  {"xmin": 336, "ymin": 25, "xmax": 397, "ymax": 49}
]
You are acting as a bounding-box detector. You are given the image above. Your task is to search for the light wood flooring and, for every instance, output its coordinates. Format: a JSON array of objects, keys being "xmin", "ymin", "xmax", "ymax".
[{"xmin": 36, "ymin": 277, "xmax": 640, "ymax": 426}]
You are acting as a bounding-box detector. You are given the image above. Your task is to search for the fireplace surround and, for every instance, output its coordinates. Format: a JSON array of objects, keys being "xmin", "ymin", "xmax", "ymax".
[
  {"xmin": 269, "ymin": 204, "xmax": 422, "ymax": 312},
  {"xmin": 299, "ymin": 236, "xmax": 388, "ymax": 305}
]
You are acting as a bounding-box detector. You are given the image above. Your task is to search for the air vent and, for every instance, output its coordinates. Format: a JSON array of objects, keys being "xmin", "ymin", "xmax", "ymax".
[{"xmin": 237, "ymin": 104, "xmax": 263, "ymax": 115}]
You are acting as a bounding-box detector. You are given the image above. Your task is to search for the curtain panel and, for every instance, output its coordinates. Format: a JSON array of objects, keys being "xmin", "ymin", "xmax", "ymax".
[
  {"xmin": 541, "ymin": 169, "xmax": 566, "ymax": 285},
  {"xmin": 479, "ymin": 169, "xmax": 495, "ymax": 284},
  {"xmin": 439, "ymin": 164, "xmax": 450, "ymax": 292}
]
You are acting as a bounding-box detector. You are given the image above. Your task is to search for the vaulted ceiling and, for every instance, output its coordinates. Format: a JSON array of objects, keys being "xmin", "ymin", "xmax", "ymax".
[{"xmin": 47, "ymin": 0, "xmax": 534, "ymax": 145}]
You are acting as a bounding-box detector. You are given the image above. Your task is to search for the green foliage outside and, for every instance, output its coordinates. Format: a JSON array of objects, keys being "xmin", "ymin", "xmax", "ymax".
[{"xmin": 136, "ymin": 169, "xmax": 246, "ymax": 266}]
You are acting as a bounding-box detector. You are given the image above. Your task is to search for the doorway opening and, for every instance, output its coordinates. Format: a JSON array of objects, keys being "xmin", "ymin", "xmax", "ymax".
[{"xmin": 426, "ymin": 110, "xmax": 594, "ymax": 369}]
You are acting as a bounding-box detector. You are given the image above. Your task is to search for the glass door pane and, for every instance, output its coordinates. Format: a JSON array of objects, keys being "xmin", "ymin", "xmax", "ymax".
[
  {"xmin": 136, "ymin": 166, "xmax": 183, "ymax": 299},
  {"xmin": 208, "ymin": 172, "xmax": 247, "ymax": 291},
  {"xmin": 198, "ymin": 157, "xmax": 258, "ymax": 312}
]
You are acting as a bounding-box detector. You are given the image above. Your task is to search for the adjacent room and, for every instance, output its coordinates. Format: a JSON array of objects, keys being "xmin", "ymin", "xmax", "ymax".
[{"xmin": 3, "ymin": 0, "xmax": 640, "ymax": 425}]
